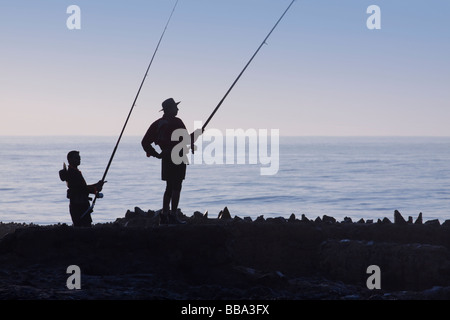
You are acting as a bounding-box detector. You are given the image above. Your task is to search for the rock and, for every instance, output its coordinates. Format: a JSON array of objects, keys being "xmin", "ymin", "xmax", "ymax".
[
  {"xmin": 394, "ymin": 210, "xmax": 407, "ymax": 225},
  {"xmin": 218, "ymin": 207, "xmax": 232, "ymax": 220},
  {"xmin": 314, "ymin": 216, "xmax": 322, "ymax": 223},
  {"xmin": 255, "ymin": 215, "xmax": 265, "ymax": 223},
  {"xmin": 442, "ymin": 220, "xmax": 450, "ymax": 227},
  {"xmin": 319, "ymin": 239, "xmax": 450, "ymax": 291},
  {"xmin": 134, "ymin": 207, "xmax": 146, "ymax": 215},
  {"xmin": 272, "ymin": 217, "xmax": 286, "ymax": 223},
  {"xmin": 382, "ymin": 217, "xmax": 392, "ymax": 224},
  {"xmin": 5, "ymin": 216, "xmax": 450, "ymax": 299},
  {"xmin": 124, "ymin": 209, "xmax": 135, "ymax": 219},
  {"xmin": 301, "ymin": 214, "xmax": 310, "ymax": 223},
  {"xmin": 116, "ymin": 208, "xmax": 164, "ymax": 227},
  {"xmin": 415, "ymin": 212, "xmax": 423, "ymax": 225},
  {"xmin": 343, "ymin": 217, "xmax": 353, "ymax": 223},
  {"xmin": 357, "ymin": 218, "xmax": 365, "ymax": 224},
  {"xmin": 192, "ymin": 211, "xmax": 205, "ymax": 220},
  {"xmin": 322, "ymin": 215, "xmax": 336, "ymax": 224},
  {"xmin": 288, "ymin": 213, "xmax": 296, "ymax": 222},
  {"xmin": 424, "ymin": 219, "xmax": 440, "ymax": 226},
  {"xmin": 174, "ymin": 208, "xmax": 184, "ymax": 219}
]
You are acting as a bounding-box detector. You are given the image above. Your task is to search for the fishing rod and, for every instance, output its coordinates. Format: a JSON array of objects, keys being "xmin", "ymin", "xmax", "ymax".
[
  {"xmin": 82, "ymin": 0, "xmax": 179, "ymax": 219},
  {"xmin": 201, "ymin": 0, "xmax": 296, "ymax": 131}
]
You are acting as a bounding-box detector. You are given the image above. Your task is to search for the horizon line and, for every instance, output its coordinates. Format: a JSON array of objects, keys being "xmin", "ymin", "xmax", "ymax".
[{"xmin": 2, "ymin": 134, "xmax": 450, "ymax": 138}]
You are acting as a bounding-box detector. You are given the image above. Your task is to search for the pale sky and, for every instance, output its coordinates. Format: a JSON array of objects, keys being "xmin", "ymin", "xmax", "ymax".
[{"xmin": 1, "ymin": 0, "xmax": 449, "ymax": 136}]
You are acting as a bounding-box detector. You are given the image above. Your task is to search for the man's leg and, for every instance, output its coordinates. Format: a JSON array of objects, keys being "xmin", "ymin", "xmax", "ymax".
[
  {"xmin": 168, "ymin": 179, "xmax": 185, "ymax": 224},
  {"xmin": 69, "ymin": 203, "xmax": 81, "ymax": 227},
  {"xmin": 70, "ymin": 203, "xmax": 92, "ymax": 227},
  {"xmin": 161, "ymin": 181, "xmax": 172, "ymax": 224},
  {"xmin": 170, "ymin": 179, "xmax": 182, "ymax": 214},
  {"xmin": 163, "ymin": 180, "xmax": 172, "ymax": 213}
]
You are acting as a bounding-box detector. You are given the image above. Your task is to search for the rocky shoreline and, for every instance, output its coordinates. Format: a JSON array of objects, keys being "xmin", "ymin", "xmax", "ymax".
[{"xmin": 2, "ymin": 209, "xmax": 450, "ymax": 300}]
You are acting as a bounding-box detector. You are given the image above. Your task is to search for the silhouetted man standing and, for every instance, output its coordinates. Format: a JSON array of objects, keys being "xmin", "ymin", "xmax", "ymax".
[
  {"xmin": 142, "ymin": 98, "xmax": 201, "ymax": 224},
  {"xmin": 59, "ymin": 151, "xmax": 104, "ymax": 227}
]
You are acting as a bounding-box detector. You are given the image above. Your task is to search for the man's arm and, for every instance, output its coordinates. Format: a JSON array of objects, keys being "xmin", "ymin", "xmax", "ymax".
[
  {"xmin": 67, "ymin": 169, "xmax": 99, "ymax": 195},
  {"xmin": 87, "ymin": 180, "xmax": 104, "ymax": 194},
  {"xmin": 141, "ymin": 122, "xmax": 161, "ymax": 158}
]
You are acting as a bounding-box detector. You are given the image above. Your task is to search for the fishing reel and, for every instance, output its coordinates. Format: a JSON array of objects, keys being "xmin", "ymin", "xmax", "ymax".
[{"xmin": 89, "ymin": 193, "xmax": 103, "ymax": 202}]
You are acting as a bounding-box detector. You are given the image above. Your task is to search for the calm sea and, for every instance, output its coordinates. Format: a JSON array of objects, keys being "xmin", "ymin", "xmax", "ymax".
[{"xmin": 1, "ymin": 136, "xmax": 450, "ymax": 225}]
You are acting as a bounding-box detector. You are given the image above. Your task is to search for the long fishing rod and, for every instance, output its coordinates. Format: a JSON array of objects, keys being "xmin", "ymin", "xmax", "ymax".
[
  {"xmin": 82, "ymin": 0, "xmax": 179, "ymax": 219},
  {"xmin": 202, "ymin": 0, "xmax": 295, "ymax": 131}
]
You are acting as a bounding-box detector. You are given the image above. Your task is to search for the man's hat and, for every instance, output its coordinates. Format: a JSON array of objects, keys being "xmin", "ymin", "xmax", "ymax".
[{"xmin": 160, "ymin": 98, "xmax": 180, "ymax": 112}]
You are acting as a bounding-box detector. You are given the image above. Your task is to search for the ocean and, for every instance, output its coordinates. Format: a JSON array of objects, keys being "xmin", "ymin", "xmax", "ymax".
[{"xmin": 1, "ymin": 136, "xmax": 450, "ymax": 225}]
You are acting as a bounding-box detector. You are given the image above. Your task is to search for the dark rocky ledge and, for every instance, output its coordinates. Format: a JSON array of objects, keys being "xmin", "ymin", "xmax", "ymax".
[{"xmin": 1, "ymin": 209, "xmax": 450, "ymax": 300}]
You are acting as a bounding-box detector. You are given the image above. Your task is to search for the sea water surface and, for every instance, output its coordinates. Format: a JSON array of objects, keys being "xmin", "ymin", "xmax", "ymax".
[{"xmin": 1, "ymin": 136, "xmax": 450, "ymax": 225}]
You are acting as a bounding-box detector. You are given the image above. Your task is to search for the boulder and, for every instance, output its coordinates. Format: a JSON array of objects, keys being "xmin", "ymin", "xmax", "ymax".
[
  {"xmin": 415, "ymin": 212, "xmax": 423, "ymax": 225},
  {"xmin": 218, "ymin": 207, "xmax": 232, "ymax": 220},
  {"xmin": 394, "ymin": 210, "xmax": 407, "ymax": 225},
  {"xmin": 322, "ymin": 215, "xmax": 336, "ymax": 224}
]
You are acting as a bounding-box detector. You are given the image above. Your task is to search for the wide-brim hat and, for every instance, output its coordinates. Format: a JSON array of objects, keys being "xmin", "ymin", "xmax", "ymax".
[{"xmin": 159, "ymin": 98, "xmax": 180, "ymax": 112}]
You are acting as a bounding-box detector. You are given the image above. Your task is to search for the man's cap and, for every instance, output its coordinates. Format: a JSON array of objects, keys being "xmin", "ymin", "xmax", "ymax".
[{"xmin": 159, "ymin": 98, "xmax": 180, "ymax": 112}]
